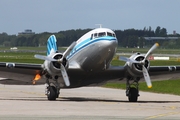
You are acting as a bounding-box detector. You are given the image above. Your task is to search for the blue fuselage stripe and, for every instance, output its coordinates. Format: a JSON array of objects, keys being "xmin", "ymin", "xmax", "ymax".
[{"xmin": 67, "ymin": 36, "xmax": 117, "ymax": 60}]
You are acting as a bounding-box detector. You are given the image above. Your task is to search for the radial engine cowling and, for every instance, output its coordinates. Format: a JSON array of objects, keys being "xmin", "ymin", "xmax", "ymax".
[
  {"xmin": 125, "ymin": 52, "xmax": 150, "ymax": 77},
  {"xmin": 44, "ymin": 53, "xmax": 69, "ymax": 77}
]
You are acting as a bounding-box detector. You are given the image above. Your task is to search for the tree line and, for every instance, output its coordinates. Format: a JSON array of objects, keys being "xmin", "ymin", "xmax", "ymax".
[{"xmin": 0, "ymin": 26, "xmax": 180, "ymax": 49}]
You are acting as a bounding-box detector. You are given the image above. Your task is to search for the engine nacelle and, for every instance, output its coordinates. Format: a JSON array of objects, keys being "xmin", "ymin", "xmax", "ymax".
[
  {"xmin": 43, "ymin": 53, "xmax": 69, "ymax": 77},
  {"xmin": 125, "ymin": 52, "xmax": 150, "ymax": 78}
]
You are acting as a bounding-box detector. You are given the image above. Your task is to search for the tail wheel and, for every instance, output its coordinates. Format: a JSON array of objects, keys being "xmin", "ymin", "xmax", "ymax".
[
  {"xmin": 47, "ymin": 86, "xmax": 57, "ymax": 100},
  {"xmin": 128, "ymin": 87, "xmax": 138, "ymax": 102}
]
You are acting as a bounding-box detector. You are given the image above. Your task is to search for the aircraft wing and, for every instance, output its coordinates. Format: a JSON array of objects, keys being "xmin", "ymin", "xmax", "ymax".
[
  {"xmin": 0, "ymin": 60, "xmax": 126, "ymax": 86},
  {"xmin": 0, "ymin": 62, "xmax": 45, "ymax": 85},
  {"xmin": 150, "ymin": 66, "xmax": 180, "ymax": 73},
  {"xmin": 0, "ymin": 60, "xmax": 180, "ymax": 85},
  {"xmin": 98, "ymin": 65, "xmax": 180, "ymax": 82},
  {"xmin": 149, "ymin": 66, "xmax": 180, "ymax": 79},
  {"xmin": 87, "ymin": 65, "xmax": 180, "ymax": 83}
]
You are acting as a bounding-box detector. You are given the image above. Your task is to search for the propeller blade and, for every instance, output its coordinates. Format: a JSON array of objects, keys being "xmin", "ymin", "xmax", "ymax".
[
  {"xmin": 145, "ymin": 43, "xmax": 159, "ymax": 59},
  {"xmin": 63, "ymin": 41, "xmax": 76, "ymax": 58},
  {"xmin": 34, "ymin": 54, "xmax": 57, "ymax": 62},
  {"xmin": 119, "ymin": 56, "xmax": 141, "ymax": 64},
  {"xmin": 142, "ymin": 65, "xmax": 152, "ymax": 88},
  {"xmin": 60, "ymin": 63, "xmax": 70, "ymax": 86}
]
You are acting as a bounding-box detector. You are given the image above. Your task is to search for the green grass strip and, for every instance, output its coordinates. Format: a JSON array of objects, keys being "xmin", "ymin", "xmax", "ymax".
[{"xmin": 104, "ymin": 79, "xmax": 180, "ymax": 96}]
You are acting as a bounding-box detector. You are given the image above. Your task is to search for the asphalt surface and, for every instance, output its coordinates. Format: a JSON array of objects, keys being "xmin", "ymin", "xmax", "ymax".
[{"xmin": 0, "ymin": 85, "xmax": 180, "ymax": 120}]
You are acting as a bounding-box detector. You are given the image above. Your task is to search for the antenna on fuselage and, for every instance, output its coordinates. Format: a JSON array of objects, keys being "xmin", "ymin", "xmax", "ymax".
[{"xmin": 95, "ymin": 24, "xmax": 102, "ymax": 28}]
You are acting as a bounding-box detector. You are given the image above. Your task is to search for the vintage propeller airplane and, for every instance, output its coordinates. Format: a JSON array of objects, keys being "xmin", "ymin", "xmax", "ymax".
[{"xmin": 0, "ymin": 27, "xmax": 180, "ymax": 102}]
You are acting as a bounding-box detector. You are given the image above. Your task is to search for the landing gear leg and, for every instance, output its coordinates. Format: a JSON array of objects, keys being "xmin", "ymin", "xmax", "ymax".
[
  {"xmin": 126, "ymin": 77, "xmax": 140, "ymax": 102},
  {"xmin": 45, "ymin": 78, "xmax": 50, "ymax": 95},
  {"xmin": 54, "ymin": 78, "xmax": 60, "ymax": 98}
]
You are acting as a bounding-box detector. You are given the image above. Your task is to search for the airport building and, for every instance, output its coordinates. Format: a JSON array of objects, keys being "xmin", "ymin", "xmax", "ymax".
[
  {"xmin": 18, "ymin": 29, "xmax": 35, "ymax": 35},
  {"xmin": 143, "ymin": 37, "xmax": 180, "ymax": 41}
]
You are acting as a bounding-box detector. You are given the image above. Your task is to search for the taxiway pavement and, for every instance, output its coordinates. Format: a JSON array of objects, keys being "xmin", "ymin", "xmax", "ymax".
[{"xmin": 0, "ymin": 85, "xmax": 180, "ymax": 120}]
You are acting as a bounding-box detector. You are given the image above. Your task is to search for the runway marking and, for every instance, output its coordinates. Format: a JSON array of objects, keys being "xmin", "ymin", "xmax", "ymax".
[
  {"xmin": 145, "ymin": 112, "xmax": 180, "ymax": 119},
  {"xmin": 170, "ymin": 106, "xmax": 177, "ymax": 110},
  {"xmin": 131, "ymin": 104, "xmax": 178, "ymax": 110}
]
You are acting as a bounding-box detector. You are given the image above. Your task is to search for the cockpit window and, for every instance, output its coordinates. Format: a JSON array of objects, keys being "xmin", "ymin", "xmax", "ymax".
[
  {"xmin": 90, "ymin": 34, "xmax": 93, "ymax": 40},
  {"xmin": 94, "ymin": 33, "xmax": 98, "ymax": 38},
  {"xmin": 112, "ymin": 33, "xmax": 116, "ymax": 37},
  {"xmin": 107, "ymin": 32, "xmax": 116, "ymax": 37},
  {"xmin": 107, "ymin": 32, "xmax": 113, "ymax": 37},
  {"xmin": 98, "ymin": 32, "xmax": 106, "ymax": 37},
  {"xmin": 92, "ymin": 32, "xmax": 115, "ymax": 40}
]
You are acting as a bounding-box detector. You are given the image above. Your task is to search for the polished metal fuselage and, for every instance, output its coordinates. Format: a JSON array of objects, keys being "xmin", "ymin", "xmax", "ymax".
[{"xmin": 68, "ymin": 39, "xmax": 118, "ymax": 72}]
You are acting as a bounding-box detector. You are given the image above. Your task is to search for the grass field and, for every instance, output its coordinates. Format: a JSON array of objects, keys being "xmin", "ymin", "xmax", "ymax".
[
  {"xmin": 0, "ymin": 52, "xmax": 43, "ymax": 63},
  {"xmin": 117, "ymin": 47, "xmax": 180, "ymax": 54},
  {"xmin": 104, "ymin": 79, "xmax": 180, "ymax": 96},
  {"xmin": 1, "ymin": 46, "xmax": 180, "ymax": 54},
  {"xmin": 0, "ymin": 47, "xmax": 180, "ymax": 95}
]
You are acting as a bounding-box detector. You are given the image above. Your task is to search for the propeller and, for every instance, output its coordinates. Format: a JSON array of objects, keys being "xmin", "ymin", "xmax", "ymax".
[
  {"xmin": 34, "ymin": 54, "xmax": 57, "ymax": 62},
  {"xmin": 119, "ymin": 56, "xmax": 140, "ymax": 64},
  {"xmin": 119, "ymin": 43, "xmax": 159, "ymax": 88},
  {"xmin": 142, "ymin": 65, "xmax": 152, "ymax": 88},
  {"xmin": 34, "ymin": 41, "xmax": 76, "ymax": 87},
  {"xmin": 60, "ymin": 63, "xmax": 70, "ymax": 86}
]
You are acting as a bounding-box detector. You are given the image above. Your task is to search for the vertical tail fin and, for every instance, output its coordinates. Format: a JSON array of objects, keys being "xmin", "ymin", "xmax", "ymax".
[{"xmin": 47, "ymin": 35, "xmax": 58, "ymax": 56}]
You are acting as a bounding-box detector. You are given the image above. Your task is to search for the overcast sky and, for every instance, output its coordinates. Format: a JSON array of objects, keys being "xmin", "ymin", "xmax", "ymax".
[{"xmin": 0, "ymin": 0, "xmax": 179, "ymax": 35}]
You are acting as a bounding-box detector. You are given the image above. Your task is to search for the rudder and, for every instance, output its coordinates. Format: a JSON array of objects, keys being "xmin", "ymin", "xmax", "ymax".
[{"xmin": 47, "ymin": 35, "xmax": 58, "ymax": 56}]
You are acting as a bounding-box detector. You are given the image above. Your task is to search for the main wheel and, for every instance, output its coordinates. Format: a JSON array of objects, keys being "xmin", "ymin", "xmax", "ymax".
[
  {"xmin": 128, "ymin": 87, "xmax": 138, "ymax": 102},
  {"xmin": 47, "ymin": 86, "xmax": 57, "ymax": 101},
  {"xmin": 56, "ymin": 89, "xmax": 60, "ymax": 98}
]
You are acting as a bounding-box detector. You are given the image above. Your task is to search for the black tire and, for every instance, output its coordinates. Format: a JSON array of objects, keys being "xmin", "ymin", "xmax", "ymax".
[
  {"xmin": 47, "ymin": 86, "xmax": 57, "ymax": 101},
  {"xmin": 56, "ymin": 89, "xmax": 60, "ymax": 98},
  {"xmin": 128, "ymin": 87, "xmax": 138, "ymax": 102}
]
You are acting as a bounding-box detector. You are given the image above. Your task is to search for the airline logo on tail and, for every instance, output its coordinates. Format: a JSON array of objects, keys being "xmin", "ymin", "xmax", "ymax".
[{"xmin": 47, "ymin": 35, "xmax": 58, "ymax": 56}]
